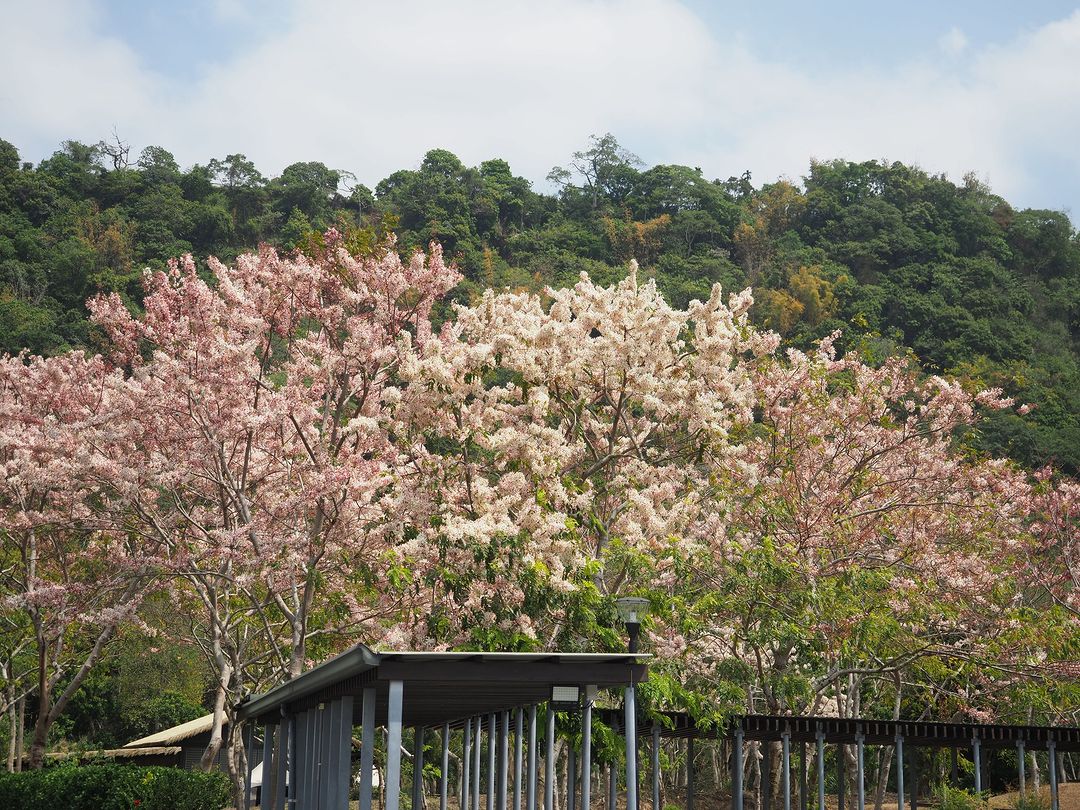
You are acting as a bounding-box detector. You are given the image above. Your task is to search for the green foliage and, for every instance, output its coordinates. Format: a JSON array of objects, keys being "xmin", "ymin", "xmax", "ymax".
[
  {"xmin": 0, "ymin": 763, "xmax": 230, "ymax": 810},
  {"xmin": 936, "ymin": 785, "xmax": 985, "ymax": 810}
]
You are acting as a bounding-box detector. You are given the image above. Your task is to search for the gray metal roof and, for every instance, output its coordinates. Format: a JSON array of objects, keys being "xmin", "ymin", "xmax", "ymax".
[{"xmin": 238, "ymin": 643, "xmax": 650, "ymax": 727}]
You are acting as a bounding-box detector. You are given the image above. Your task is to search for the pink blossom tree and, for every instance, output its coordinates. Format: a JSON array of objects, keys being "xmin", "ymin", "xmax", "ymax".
[
  {"xmin": 0, "ymin": 352, "xmax": 162, "ymax": 768},
  {"xmin": 87, "ymin": 233, "xmax": 460, "ymax": 780},
  {"xmin": 390, "ymin": 266, "xmax": 776, "ymax": 646}
]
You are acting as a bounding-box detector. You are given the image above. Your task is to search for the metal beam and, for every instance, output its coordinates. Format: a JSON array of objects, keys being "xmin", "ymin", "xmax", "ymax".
[
  {"xmin": 263, "ymin": 723, "xmax": 277, "ymax": 810},
  {"xmin": 895, "ymin": 735, "xmax": 904, "ymax": 810},
  {"xmin": 583, "ymin": 699, "xmax": 593, "ymax": 810},
  {"xmin": 855, "ymin": 731, "xmax": 865, "ymax": 810},
  {"xmin": 1049, "ymin": 741, "xmax": 1059, "ymax": 810},
  {"xmin": 275, "ymin": 713, "xmax": 290, "ymax": 810},
  {"xmin": 733, "ymin": 728, "xmax": 744, "ymax": 810},
  {"xmin": 499, "ymin": 712, "xmax": 510, "ymax": 810},
  {"xmin": 473, "ymin": 716, "xmax": 482, "ymax": 810},
  {"xmin": 972, "ymin": 737, "xmax": 981, "ymax": 796},
  {"xmin": 1017, "ymin": 740, "xmax": 1026, "ymax": 799},
  {"xmin": 545, "ymin": 707, "xmax": 555, "ymax": 810},
  {"xmin": 625, "ymin": 686, "xmax": 638, "ymax": 810},
  {"xmin": 489, "ymin": 714, "xmax": 497, "ymax": 810},
  {"xmin": 360, "ymin": 689, "xmax": 376, "ymax": 810},
  {"xmin": 781, "ymin": 732, "xmax": 791, "ymax": 810},
  {"xmin": 527, "ymin": 706, "xmax": 538, "ymax": 810},
  {"xmin": 464, "ymin": 717, "xmax": 473, "ymax": 810},
  {"xmin": 816, "ymin": 730, "xmax": 826, "ymax": 810},
  {"xmin": 515, "ymin": 709, "xmax": 524, "ymax": 810},
  {"xmin": 386, "ymin": 680, "xmax": 405, "ymax": 810},
  {"xmin": 332, "ymin": 698, "xmax": 355, "ymax": 810},
  {"xmin": 441, "ymin": 724, "xmax": 451, "ymax": 810}
]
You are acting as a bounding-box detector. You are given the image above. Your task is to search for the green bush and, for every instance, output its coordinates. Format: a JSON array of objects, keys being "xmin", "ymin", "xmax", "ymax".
[
  {"xmin": 1014, "ymin": 795, "xmax": 1050, "ymax": 810},
  {"xmin": 936, "ymin": 785, "xmax": 985, "ymax": 810},
  {"xmin": 0, "ymin": 762, "xmax": 230, "ymax": 810}
]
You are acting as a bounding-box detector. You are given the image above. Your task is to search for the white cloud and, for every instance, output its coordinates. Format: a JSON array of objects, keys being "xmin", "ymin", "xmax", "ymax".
[
  {"xmin": 939, "ymin": 27, "xmax": 969, "ymax": 56},
  {"xmin": 2, "ymin": 1, "xmax": 1079, "ymax": 216}
]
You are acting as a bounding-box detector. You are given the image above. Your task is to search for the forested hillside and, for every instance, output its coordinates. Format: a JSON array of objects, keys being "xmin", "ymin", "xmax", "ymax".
[{"xmin": 1, "ymin": 134, "xmax": 1078, "ymax": 471}]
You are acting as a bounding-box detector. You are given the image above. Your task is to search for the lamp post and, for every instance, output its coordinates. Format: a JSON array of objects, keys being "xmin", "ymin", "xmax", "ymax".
[
  {"xmin": 614, "ymin": 597, "xmax": 650, "ymax": 653},
  {"xmin": 614, "ymin": 597, "xmax": 650, "ymax": 810}
]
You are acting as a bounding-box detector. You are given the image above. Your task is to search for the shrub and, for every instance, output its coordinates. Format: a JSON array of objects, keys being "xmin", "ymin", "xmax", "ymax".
[
  {"xmin": 1014, "ymin": 795, "xmax": 1050, "ymax": 810},
  {"xmin": 0, "ymin": 762, "xmax": 230, "ymax": 810},
  {"xmin": 937, "ymin": 785, "xmax": 985, "ymax": 810}
]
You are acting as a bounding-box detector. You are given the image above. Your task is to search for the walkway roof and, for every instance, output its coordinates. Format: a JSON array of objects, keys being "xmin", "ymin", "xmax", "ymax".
[
  {"xmin": 600, "ymin": 710, "xmax": 1080, "ymax": 751},
  {"xmin": 238, "ymin": 643, "xmax": 649, "ymax": 728}
]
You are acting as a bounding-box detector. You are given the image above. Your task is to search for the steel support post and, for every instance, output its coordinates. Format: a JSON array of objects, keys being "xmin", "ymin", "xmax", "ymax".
[
  {"xmin": 474, "ymin": 717, "xmax": 482, "ymax": 810},
  {"xmin": 294, "ymin": 713, "xmax": 308, "ymax": 810},
  {"xmin": 582, "ymin": 699, "xmax": 593, "ymax": 810},
  {"xmin": 894, "ymin": 735, "xmax": 904, "ymax": 810},
  {"xmin": 441, "ymin": 724, "xmax": 451, "ymax": 810},
  {"xmin": 515, "ymin": 709, "xmax": 524, "ymax": 810},
  {"xmin": 276, "ymin": 712, "xmax": 290, "ymax": 810},
  {"xmin": 733, "ymin": 728, "xmax": 744, "ymax": 810},
  {"xmin": 288, "ymin": 714, "xmax": 298, "ymax": 810},
  {"xmin": 360, "ymin": 689, "xmax": 376, "ymax": 810},
  {"xmin": 320, "ymin": 704, "xmax": 334, "ymax": 810},
  {"xmin": 816, "ymin": 730, "xmax": 826, "ymax": 810},
  {"xmin": 499, "ymin": 712, "xmax": 510, "ymax": 810},
  {"xmin": 855, "ymin": 732, "xmax": 865, "ymax": 810},
  {"xmin": 414, "ymin": 726, "xmax": 426, "ymax": 810},
  {"xmin": 625, "ymin": 687, "xmax": 638, "ymax": 810},
  {"xmin": 972, "ymin": 738, "xmax": 981, "ymax": 796},
  {"xmin": 333, "ymin": 698, "xmax": 355, "ymax": 810},
  {"xmin": 527, "ymin": 706, "xmax": 538, "ymax": 810},
  {"xmin": 307, "ymin": 708, "xmax": 319, "ymax": 810},
  {"xmin": 263, "ymin": 724, "xmax": 276, "ymax": 810},
  {"xmin": 464, "ymin": 718, "xmax": 473, "ymax": 810},
  {"xmin": 545, "ymin": 707, "xmax": 555, "ymax": 810},
  {"xmin": 1049, "ymin": 741, "xmax": 1059, "ymax": 810},
  {"xmin": 781, "ymin": 732, "xmax": 791, "ymax": 810},
  {"xmin": 386, "ymin": 681, "xmax": 405, "ymax": 810},
  {"xmin": 489, "ymin": 714, "xmax": 497, "ymax": 810},
  {"xmin": 327, "ymin": 700, "xmax": 344, "ymax": 810},
  {"xmin": 951, "ymin": 749, "xmax": 958, "ymax": 788},
  {"xmin": 1018, "ymin": 740, "xmax": 1026, "ymax": 799}
]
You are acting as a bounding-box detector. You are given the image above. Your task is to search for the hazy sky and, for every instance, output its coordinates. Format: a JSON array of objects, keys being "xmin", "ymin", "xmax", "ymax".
[{"xmin": 3, "ymin": 0, "xmax": 1079, "ymax": 215}]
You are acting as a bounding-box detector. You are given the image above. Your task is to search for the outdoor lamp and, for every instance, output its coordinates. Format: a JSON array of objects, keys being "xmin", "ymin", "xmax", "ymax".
[
  {"xmin": 550, "ymin": 685, "xmax": 581, "ymax": 711},
  {"xmin": 614, "ymin": 596, "xmax": 650, "ymax": 653}
]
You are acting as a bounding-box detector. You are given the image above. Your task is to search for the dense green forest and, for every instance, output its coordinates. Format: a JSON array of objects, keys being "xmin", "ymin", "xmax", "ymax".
[{"xmin": 1, "ymin": 133, "xmax": 1078, "ymax": 473}]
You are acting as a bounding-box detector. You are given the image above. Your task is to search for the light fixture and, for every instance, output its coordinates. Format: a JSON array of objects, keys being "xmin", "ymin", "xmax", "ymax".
[
  {"xmin": 550, "ymin": 685, "xmax": 581, "ymax": 711},
  {"xmin": 614, "ymin": 596, "xmax": 651, "ymax": 653}
]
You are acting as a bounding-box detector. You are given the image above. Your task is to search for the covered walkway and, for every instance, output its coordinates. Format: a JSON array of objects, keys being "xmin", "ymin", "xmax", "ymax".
[{"xmin": 236, "ymin": 644, "xmax": 649, "ymax": 810}]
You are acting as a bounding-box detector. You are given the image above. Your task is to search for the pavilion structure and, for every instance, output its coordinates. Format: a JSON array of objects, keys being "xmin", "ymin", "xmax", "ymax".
[
  {"xmin": 603, "ymin": 711, "xmax": 1080, "ymax": 810},
  {"xmin": 238, "ymin": 643, "xmax": 1079, "ymax": 810},
  {"xmin": 236, "ymin": 643, "xmax": 649, "ymax": 810}
]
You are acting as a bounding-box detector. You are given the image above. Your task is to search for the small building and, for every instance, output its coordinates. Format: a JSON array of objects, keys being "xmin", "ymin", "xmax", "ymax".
[{"xmin": 122, "ymin": 713, "xmax": 229, "ymax": 770}]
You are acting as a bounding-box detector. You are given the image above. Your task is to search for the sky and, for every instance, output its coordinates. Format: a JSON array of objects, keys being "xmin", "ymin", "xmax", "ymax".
[{"xmin": 2, "ymin": 0, "xmax": 1080, "ymax": 216}]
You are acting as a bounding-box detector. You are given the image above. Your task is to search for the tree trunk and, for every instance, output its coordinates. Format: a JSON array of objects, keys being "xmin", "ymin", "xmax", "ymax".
[
  {"xmin": 6, "ymin": 692, "xmax": 15, "ymax": 773},
  {"xmin": 201, "ymin": 660, "xmax": 234, "ymax": 770},
  {"xmin": 15, "ymin": 696, "xmax": 24, "ymax": 772}
]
